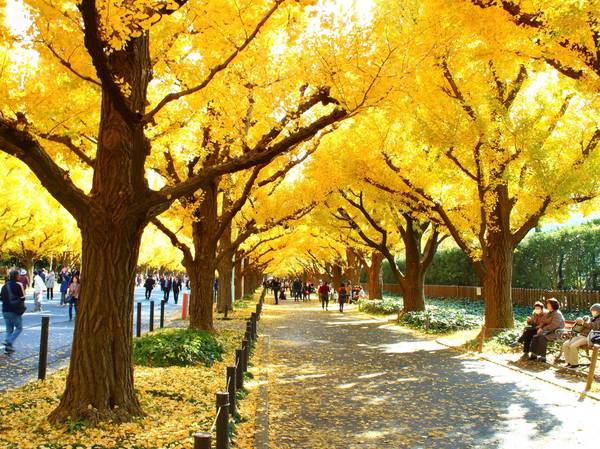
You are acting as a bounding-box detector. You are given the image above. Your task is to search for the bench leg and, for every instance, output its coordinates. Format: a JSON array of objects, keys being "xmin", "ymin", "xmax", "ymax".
[{"xmin": 585, "ymin": 347, "xmax": 599, "ymax": 392}]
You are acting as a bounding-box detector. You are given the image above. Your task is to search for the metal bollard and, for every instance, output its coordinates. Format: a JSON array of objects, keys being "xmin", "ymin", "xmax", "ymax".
[
  {"xmin": 38, "ymin": 316, "xmax": 50, "ymax": 380},
  {"xmin": 227, "ymin": 366, "xmax": 237, "ymax": 416},
  {"xmin": 193, "ymin": 432, "xmax": 211, "ymax": 449},
  {"xmin": 235, "ymin": 349, "xmax": 244, "ymax": 389},
  {"xmin": 242, "ymin": 339, "xmax": 249, "ymax": 372},
  {"xmin": 251, "ymin": 313, "xmax": 257, "ymax": 338},
  {"xmin": 160, "ymin": 300, "xmax": 165, "ymax": 328},
  {"xmin": 216, "ymin": 392, "xmax": 230, "ymax": 449},
  {"xmin": 149, "ymin": 300, "xmax": 155, "ymax": 332},
  {"xmin": 136, "ymin": 302, "xmax": 142, "ymax": 337}
]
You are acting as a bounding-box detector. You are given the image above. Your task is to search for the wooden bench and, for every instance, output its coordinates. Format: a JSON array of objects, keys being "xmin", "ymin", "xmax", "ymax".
[{"xmin": 551, "ymin": 320, "xmax": 599, "ymax": 392}]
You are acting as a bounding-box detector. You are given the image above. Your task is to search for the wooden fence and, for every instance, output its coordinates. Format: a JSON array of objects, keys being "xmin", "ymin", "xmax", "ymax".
[{"xmin": 373, "ymin": 283, "xmax": 600, "ymax": 311}]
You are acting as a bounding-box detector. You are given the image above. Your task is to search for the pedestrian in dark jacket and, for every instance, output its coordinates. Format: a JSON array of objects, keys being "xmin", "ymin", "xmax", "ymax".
[
  {"xmin": 1, "ymin": 270, "xmax": 26, "ymax": 354},
  {"xmin": 58, "ymin": 269, "xmax": 71, "ymax": 307},
  {"xmin": 338, "ymin": 283, "xmax": 349, "ymax": 313},
  {"xmin": 144, "ymin": 276, "xmax": 156, "ymax": 300},
  {"xmin": 163, "ymin": 276, "xmax": 172, "ymax": 303},
  {"xmin": 172, "ymin": 277, "xmax": 181, "ymax": 304},
  {"xmin": 513, "ymin": 301, "xmax": 545, "ymax": 360}
]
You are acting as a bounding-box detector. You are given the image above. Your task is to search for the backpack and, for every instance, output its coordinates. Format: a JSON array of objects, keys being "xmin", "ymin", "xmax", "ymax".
[{"xmin": 2, "ymin": 283, "xmax": 26, "ymax": 315}]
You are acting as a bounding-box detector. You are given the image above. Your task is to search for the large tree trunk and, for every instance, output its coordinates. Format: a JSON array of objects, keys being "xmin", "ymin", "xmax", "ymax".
[
  {"xmin": 234, "ymin": 253, "xmax": 243, "ymax": 300},
  {"xmin": 188, "ymin": 179, "xmax": 219, "ymax": 331},
  {"xmin": 49, "ymin": 33, "xmax": 152, "ymax": 424},
  {"xmin": 49, "ymin": 220, "xmax": 145, "ymax": 424},
  {"xmin": 367, "ymin": 252, "xmax": 384, "ymax": 300},
  {"xmin": 188, "ymin": 261, "xmax": 216, "ymax": 331},
  {"xmin": 402, "ymin": 261, "xmax": 426, "ymax": 312},
  {"xmin": 479, "ymin": 185, "xmax": 515, "ymax": 330},
  {"xmin": 217, "ymin": 255, "xmax": 234, "ymax": 313},
  {"xmin": 481, "ymin": 239, "xmax": 515, "ymax": 330},
  {"xmin": 332, "ymin": 264, "xmax": 343, "ymax": 288}
]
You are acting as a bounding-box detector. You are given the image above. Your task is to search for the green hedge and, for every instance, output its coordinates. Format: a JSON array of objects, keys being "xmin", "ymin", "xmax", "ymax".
[
  {"xmin": 133, "ymin": 328, "xmax": 224, "ymax": 367},
  {"xmin": 379, "ymin": 219, "xmax": 600, "ymax": 289}
]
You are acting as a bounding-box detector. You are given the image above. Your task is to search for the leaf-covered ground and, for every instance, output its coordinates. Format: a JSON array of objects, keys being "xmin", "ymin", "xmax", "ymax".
[
  {"xmin": 256, "ymin": 298, "xmax": 599, "ymax": 449},
  {"xmin": 0, "ymin": 294, "xmax": 260, "ymax": 449}
]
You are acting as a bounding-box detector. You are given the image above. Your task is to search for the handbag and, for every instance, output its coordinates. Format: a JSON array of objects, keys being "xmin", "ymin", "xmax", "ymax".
[{"xmin": 589, "ymin": 330, "xmax": 600, "ymax": 345}]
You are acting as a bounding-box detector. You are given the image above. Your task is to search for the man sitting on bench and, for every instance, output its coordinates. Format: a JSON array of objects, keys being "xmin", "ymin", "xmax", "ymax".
[{"xmin": 562, "ymin": 303, "xmax": 600, "ymax": 368}]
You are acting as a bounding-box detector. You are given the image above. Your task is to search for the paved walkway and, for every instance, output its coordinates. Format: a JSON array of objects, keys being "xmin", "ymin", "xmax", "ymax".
[{"xmin": 256, "ymin": 299, "xmax": 598, "ymax": 449}]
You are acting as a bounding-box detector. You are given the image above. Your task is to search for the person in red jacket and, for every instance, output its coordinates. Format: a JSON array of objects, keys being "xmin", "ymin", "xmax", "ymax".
[{"xmin": 318, "ymin": 282, "xmax": 331, "ymax": 311}]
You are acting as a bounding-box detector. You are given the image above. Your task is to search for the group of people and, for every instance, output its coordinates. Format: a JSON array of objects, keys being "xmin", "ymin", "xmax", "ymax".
[
  {"xmin": 317, "ymin": 281, "xmax": 358, "ymax": 312},
  {"xmin": 265, "ymin": 278, "xmax": 315, "ymax": 304},
  {"xmin": 143, "ymin": 273, "xmax": 185, "ymax": 304},
  {"xmin": 0, "ymin": 266, "xmax": 80, "ymax": 354},
  {"xmin": 513, "ymin": 298, "xmax": 600, "ymax": 367}
]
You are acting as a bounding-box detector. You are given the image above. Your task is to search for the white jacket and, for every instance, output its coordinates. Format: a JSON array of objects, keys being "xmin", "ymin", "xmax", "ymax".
[{"xmin": 33, "ymin": 274, "xmax": 46, "ymax": 292}]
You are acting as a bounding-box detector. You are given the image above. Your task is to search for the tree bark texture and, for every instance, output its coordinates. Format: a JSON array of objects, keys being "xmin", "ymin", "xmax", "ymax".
[
  {"xmin": 367, "ymin": 252, "xmax": 384, "ymax": 300},
  {"xmin": 49, "ymin": 33, "xmax": 152, "ymax": 424}
]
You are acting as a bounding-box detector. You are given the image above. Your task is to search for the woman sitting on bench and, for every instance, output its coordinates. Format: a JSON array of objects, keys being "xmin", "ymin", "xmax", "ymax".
[
  {"xmin": 513, "ymin": 301, "xmax": 545, "ymax": 361},
  {"xmin": 529, "ymin": 298, "xmax": 565, "ymax": 363},
  {"xmin": 562, "ymin": 303, "xmax": 600, "ymax": 368}
]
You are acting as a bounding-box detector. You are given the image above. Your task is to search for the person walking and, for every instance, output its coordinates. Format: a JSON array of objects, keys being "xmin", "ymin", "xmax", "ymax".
[
  {"xmin": 18, "ymin": 269, "xmax": 29, "ymax": 291},
  {"xmin": 172, "ymin": 276, "xmax": 181, "ymax": 304},
  {"xmin": 67, "ymin": 275, "xmax": 81, "ymax": 321},
  {"xmin": 58, "ymin": 268, "xmax": 70, "ymax": 307},
  {"xmin": 338, "ymin": 283, "xmax": 349, "ymax": 313},
  {"xmin": 32, "ymin": 270, "xmax": 46, "ymax": 312},
  {"xmin": 562, "ymin": 303, "xmax": 600, "ymax": 368},
  {"xmin": 1, "ymin": 270, "xmax": 26, "ymax": 354},
  {"xmin": 318, "ymin": 282, "xmax": 331, "ymax": 311},
  {"xmin": 272, "ymin": 278, "xmax": 281, "ymax": 304},
  {"xmin": 213, "ymin": 277, "xmax": 219, "ymax": 303},
  {"xmin": 144, "ymin": 275, "xmax": 155, "ymax": 300},
  {"xmin": 163, "ymin": 275, "xmax": 172, "ymax": 303},
  {"xmin": 45, "ymin": 271, "xmax": 55, "ymax": 300}
]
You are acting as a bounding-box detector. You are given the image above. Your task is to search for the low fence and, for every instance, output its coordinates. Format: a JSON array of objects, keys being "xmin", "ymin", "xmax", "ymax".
[
  {"xmin": 373, "ymin": 283, "xmax": 600, "ymax": 311},
  {"xmin": 193, "ymin": 289, "xmax": 264, "ymax": 449}
]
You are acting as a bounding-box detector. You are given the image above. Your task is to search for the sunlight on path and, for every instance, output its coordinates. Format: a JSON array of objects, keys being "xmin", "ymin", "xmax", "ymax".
[{"xmin": 256, "ymin": 298, "xmax": 598, "ymax": 449}]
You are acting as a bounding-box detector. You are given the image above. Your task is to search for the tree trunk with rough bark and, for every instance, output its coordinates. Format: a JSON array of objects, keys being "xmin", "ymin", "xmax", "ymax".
[
  {"xmin": 48, "ymin": 32, "xmax": 152, "ymax": 424},
  {"xmin": 481, "ymin": 233, "xmax": 515, "ymax": 330},
  {"xmin": 332, "ymin": 264, "xmax": 343, "ymax": 288},
  {"xmin": 217, "ymin": 255, "xmax": 234, "ymax": 313},
  {"xmin": 49, "ymin": 221, "xmax": 145, "ymax": 423},
  {"xmin": 367, "ymin": 252, "xmax": 384, "ymax": 299}
]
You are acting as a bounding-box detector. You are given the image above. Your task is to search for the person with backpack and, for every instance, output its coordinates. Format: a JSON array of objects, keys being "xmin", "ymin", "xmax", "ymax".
[
  {"xmin": 1, "ymin": 270, "xmax": 26, "ymax": 354},
  {"xmin": 338, "ymin": 283, "xmax": 349, "ymax": 313}
]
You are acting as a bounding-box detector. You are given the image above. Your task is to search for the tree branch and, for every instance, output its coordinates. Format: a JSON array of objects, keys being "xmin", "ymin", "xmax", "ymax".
[
  {"xmin": 151, "ymin": 218, "xmax": 194, "ymax": 263},
  {"xmin": 141, "ymin": 0, "xmax": 286, "ymax": 124},
  {"xmin": 0, "ymin": 116, "xmax": 89, "ymax": 219}
]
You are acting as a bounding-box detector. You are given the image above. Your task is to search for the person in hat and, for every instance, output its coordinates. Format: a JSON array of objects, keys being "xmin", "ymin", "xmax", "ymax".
[{"xmin": 561, "ymin": 303, "xmax": 600, "ymax": 368}]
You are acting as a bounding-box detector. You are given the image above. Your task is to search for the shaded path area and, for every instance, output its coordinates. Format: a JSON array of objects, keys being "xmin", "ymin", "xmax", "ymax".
[{"xmin": 256, "ymin": 300, "xmax": 597, "ymax": 449}]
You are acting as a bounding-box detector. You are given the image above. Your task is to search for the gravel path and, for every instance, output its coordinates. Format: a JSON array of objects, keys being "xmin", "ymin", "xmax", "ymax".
[{"xmin": 256, "ymin": 299, "xmax": 598, "ymax": 449}]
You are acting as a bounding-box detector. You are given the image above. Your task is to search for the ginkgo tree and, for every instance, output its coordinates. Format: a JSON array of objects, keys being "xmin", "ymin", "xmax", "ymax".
[{"xmin": 0, "ymin": 0, "xmax": 386, "ymax": 423}]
